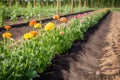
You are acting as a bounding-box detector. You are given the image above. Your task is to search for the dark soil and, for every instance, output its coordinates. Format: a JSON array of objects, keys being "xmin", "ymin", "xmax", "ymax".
[{"xmin": 33, "ymin": 12, "xmax": 120, "ymax": 80}]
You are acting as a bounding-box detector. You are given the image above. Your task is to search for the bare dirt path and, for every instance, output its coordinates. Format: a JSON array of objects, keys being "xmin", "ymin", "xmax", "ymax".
[
  {"xmin": 99, "ymin": 12, "xmax": 120, "ymax": 80},
  {"xmin": 37, "ymin": 12, "xmax": 120, "ymax": 80}
]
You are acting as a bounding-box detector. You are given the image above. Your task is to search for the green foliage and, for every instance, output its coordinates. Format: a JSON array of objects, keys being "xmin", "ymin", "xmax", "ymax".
[{"xmin": 0, "ymin": 8, "xmax": 109, "ymax": 80}]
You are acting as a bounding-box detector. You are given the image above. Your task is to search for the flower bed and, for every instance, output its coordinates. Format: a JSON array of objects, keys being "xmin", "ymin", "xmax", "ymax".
[
  {"xmin": 0, "ymin": 4, "xmax": 94, "ymax": 27},
  {"xmin": 0, "ymin": 8, "xmax": 109, "ymax": 80}
]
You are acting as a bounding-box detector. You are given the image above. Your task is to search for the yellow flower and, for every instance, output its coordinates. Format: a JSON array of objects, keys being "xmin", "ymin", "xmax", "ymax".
[
  {"xmin": 24, "ymin": 33, "xmax": 34, "ymax": 40},
  {"xmin": 44, "ymin": 22, "xmax": 55, "ymax": 31},
  {"xmin": 34, "ymin": 23, "xmax": 41, "ymax": 28},
  {"xmin": 2, "ymin": 32, "xmax": 12, "ymax": 39}
]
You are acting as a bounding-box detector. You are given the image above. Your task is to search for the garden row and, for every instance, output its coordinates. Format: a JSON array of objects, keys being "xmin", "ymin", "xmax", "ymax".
[
  {"xmin": 0, "ymin": 3, "xmax": 93, "ymax": 26},
  {"xmin": 0, "ymin": 8, "xmax": 109, "ymax": 80}
]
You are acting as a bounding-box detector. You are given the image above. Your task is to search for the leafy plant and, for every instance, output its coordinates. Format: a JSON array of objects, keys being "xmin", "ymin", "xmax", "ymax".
[{"xmin": 0, "ymin": 8, "xmax": 109, "ymax": 80}]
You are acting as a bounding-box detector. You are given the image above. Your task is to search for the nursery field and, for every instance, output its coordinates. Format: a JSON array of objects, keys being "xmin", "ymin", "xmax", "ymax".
[
  {"xmin": 0, "ymin": 8, "xmax": 111, "ymax": 80},
  {"xmin": 37, "ymin": 11, "xmax": 120, "ymax": 80},
  {"xmin": 0, "ymin": 1, "xmax": 120, "ymax": 80}
]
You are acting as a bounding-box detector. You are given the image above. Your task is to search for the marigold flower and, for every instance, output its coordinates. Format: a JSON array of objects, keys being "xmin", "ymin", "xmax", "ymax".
[
  {"xmin": 29, "ymin": 31, "xmax": 38, "ymax": 37},
  {"xmin": 29, "ymin": 20, "xmax": 37, "ymax": 27},
  {"xmin": 53, "ymin": 15, "xmax": 60, "ymax": 20},
  {"xmin": 44, "ymin": 22, "xmax": 55, "ymax": 31},
  {"xmin": 24, "ymin": 33, "xmax": 34, "ymax": 40},
  {"xmin": 34, "ymin": 23, "xmax": 41, "ymax": 28},
  {"xmin": 60, "ymin": 17, "xmax": 67, "ymax": 23},
  {"xmin": 60, "ymin": 31, "xmax": 64, "ymax": 35},
  {"xmin": 2, "ymin": 32, "xmax": 12, "ymax": 39},
  {"xmin": 4, "ymin": 26, "xmax": 11, "ymax": 30}
]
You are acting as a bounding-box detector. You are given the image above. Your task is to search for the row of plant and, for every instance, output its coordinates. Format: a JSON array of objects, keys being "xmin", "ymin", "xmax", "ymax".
[
  {"xmin": 0, "ymin": 3, "xmax": 94, "ymax": 27},
  {"xmin": 0, "ymin": 8, "xmax": 109, "ymax": 80}
]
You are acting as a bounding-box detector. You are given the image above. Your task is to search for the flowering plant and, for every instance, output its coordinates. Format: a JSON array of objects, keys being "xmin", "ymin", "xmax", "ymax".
[
  {"xmin": 2, "ymin": 32, "xmax": 12, "ymax": 39},
  {"xmin": 29, "ymin": 20, "xmax": 37, "ymax": 27},
  {"xmin": 44, "ymin": 22, "xmax": 55, "ymax": 31},
  {"xmin": 4, "ymin": 25, "xmax": 11, "ymax": 31},
  {"xmin": 60, "ymin": 17, "xmax": 67, "ymax": 23},
  {"xmin": 34, "ymin": 23, "xmax": 41, "ymax": 28}
]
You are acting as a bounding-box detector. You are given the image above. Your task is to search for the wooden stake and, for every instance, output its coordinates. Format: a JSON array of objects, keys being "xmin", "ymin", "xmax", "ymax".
[
  {"xmin": 34, "ymin": 0, "xmax": 36, "ymax": 7},
  {"xmin": 84, "ymin": 0, "xmax": 87, "ymax": 7},
  {"xmin": 91, "ymin": 0, "xmax": 92, "ymax": 8},
  {"xmin": 71, "ymin": 0, "xmax": 74, "ymax": 13},
  {"xmin": 57, "ymin": 0, "xmax": 60, "ymax": 15},
  {"xmin": 9, "ymin": 0, "xmax": 12, "ymax": 7},
  {"xmin": 78, "ymin": 0, "xmax": 81, "ymax": 8}
]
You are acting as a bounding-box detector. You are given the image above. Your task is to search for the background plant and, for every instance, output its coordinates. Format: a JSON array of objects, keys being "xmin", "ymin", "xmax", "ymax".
[{"xmin": 0, "ymin": 0, "xmax": 119, "ymax": 27}]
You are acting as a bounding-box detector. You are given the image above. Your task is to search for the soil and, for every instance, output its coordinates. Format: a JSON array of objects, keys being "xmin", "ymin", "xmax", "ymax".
[{"xmin": 33, "ymin": 11, "xmax": 120, "ymax": 80}]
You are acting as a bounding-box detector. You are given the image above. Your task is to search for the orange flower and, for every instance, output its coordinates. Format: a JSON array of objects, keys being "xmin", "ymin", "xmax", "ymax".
[
  {"xmin": 60, "ymin": 17, "xmax": 67, "ymax": 23},
  {"xmin": 2, "ymin": 32, "xmax": 12, "ymax": 39},
  {"xmin": 4, "ymin": 26, "xmax": 11, "ymax": 30},
  {"xmin": 29, "ymin": 20, "xmax": 37, "ymax": 27},
  {"xmin": 29, "ymin": 31, "xmax": 38, "ymax": 37},
  {"xmin": 53, "ymin": 15, "xmax": 60, "ymax": 20},
  {"xmin": 60, "ymin": 31, "xmax": 64, "ymax": 35}
]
